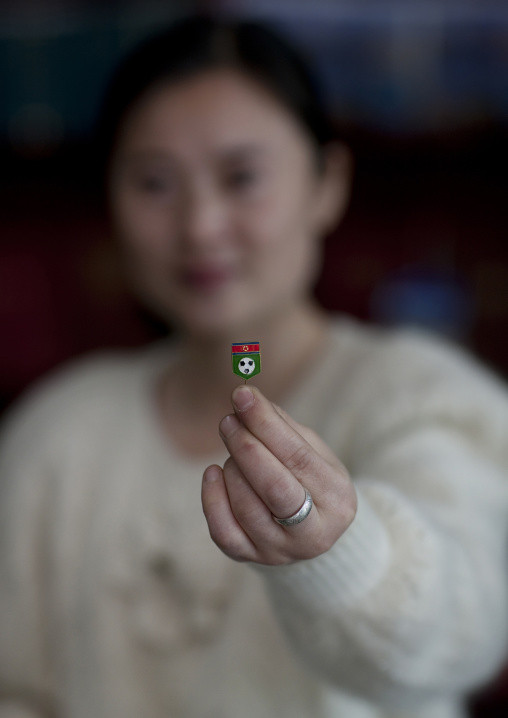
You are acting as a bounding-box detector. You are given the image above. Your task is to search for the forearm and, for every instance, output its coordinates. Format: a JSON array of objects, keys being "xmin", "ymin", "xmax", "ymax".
[{"xmin": 255, "ymin": 484, "xmax": 508, "ymax": 703}]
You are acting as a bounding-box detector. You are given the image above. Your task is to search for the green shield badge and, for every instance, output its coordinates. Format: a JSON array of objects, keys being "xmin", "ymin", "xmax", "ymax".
[{"xmin": 232, "ymin": 342, "xmax": 261, "ymax": 380}]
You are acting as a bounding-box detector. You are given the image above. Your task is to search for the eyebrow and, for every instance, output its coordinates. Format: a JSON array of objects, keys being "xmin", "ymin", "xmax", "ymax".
[
  {"xmin": 119, "ymin": 149, "xmax": 175, "ymax": 165},
  {"xmin": 216, "ymin": 143, "xmax": 268, "ymax": 162},
  {"xmin": 121, "ymin": 142, "xmax": 269, "ymax": 166}
]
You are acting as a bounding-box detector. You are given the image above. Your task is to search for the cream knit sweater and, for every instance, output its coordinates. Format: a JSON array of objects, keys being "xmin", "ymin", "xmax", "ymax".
[{"xmin": 1, "ymin": 317, "xmax": 508, "ymax": 718}]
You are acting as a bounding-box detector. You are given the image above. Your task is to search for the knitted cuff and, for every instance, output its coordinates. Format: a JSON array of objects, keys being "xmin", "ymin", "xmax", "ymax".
[{"xmin": 253, "ymin": 486, "xmax": 392, "ymax": 610}]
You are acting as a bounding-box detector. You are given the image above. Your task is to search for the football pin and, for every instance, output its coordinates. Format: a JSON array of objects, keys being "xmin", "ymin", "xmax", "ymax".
[{"xmin": 231, "ymin": 342, "xmax": 261, "ymax": 382}]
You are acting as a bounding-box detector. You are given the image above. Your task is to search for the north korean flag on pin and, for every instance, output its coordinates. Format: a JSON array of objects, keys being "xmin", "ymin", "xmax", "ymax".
[{"xmin": 232, "ymin": 342, "xmax": 261, "ymax": 380}]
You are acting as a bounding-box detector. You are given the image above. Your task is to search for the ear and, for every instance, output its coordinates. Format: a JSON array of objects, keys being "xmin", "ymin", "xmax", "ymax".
[{"xmin": 313, "ymin": 142, "xmax": 353, "ymax": 235}]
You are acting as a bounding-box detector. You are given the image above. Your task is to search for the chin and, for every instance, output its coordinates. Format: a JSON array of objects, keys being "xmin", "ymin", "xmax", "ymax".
[
  {"xmin": 146, "ymin": 284, "xmax": 274, "ymax": 338},
  {"xmin": 155, "ymin": 303, "xmax": 239, "ymax": 337},
  {"xmin": 179, "ymin": 304, "xmax": 268, "ymax": 339}
]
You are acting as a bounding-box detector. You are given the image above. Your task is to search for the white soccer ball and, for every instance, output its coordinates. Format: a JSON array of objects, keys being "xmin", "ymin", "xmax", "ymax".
[{"xmin": 238, "ymin": 356, "xmax": 255, "ymax": 375}]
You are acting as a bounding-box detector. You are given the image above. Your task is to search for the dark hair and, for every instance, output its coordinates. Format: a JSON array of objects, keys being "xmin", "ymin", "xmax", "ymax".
[{"xmin": 96, "ymin": 15, "xmax": 335, "ymax": 175}]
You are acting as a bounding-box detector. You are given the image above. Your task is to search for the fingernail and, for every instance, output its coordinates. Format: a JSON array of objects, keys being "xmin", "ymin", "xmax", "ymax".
[
  {"xmin": 219, "ymin": 413, "xmax": 240, "ymax": 439},
  {"xmin": 203, "ymin": 465, "xmax": 221, "ymax": 484},
  {"xmin": 232, "ymin": 386, "xmax": 254, "ymax": 411}
]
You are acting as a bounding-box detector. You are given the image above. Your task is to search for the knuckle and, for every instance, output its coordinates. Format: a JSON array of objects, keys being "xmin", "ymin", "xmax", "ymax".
[
  {"xmin": 285, "ymin": 444, "xmax": 314, "ymax": 476},
  {"xmin": 239, "ymin": 438, "xmax": 260, "ymax": 460},
  {"xmin": 233, "ymin": 437, "xmax": 260, "ymax": 466},
  {"xmin": 265, "ymin": 475, "xmax": 298, "ymax": 511},
  {"xmin": 233, "ymin": 500, "xmax": 265, "ymax": 531}
]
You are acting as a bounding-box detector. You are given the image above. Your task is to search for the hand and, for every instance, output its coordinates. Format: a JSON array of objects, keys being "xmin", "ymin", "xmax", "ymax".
[{"xmin": 202, "ymin": 385, "xmax": 357, "ymax": 565}]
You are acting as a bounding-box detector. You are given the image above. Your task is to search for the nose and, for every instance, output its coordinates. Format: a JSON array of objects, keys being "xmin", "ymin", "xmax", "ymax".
[{"xmin": 178, "ymin": 185, "xmax": 229, "ymax": 252}]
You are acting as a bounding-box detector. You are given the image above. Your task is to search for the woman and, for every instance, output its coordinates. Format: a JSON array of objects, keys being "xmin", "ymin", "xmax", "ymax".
[{"xmin": 1, "ymin": 16, "xmax": 508, "ymax": 718}]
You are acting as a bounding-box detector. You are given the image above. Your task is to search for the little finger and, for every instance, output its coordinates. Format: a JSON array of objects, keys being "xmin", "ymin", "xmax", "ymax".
[{"xmin": 202, "ymin": 464, "xmax": 257, "ymax": 562}]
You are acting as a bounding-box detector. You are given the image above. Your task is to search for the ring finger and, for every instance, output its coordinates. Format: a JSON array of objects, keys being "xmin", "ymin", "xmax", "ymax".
[{"xmin": 222, "ymin": 455, "xmax": 281, "ymax": 548}]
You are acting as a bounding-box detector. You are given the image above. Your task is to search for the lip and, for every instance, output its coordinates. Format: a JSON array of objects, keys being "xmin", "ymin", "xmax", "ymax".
[{"xmin": 180, "ymin": 265, "xmax": 235, "ymax": 292}]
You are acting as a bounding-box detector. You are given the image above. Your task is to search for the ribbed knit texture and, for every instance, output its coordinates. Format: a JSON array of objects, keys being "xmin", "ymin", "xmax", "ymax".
[{"xmin": 1, "ymin": 316, "xmax": 508, "ymax": 718}]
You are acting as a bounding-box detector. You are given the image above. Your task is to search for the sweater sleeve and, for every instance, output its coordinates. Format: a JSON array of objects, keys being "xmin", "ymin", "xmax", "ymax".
[
  {"xmin": 0, "ymin": 388, "xmax": 62, "ymax": 718},
  {"xmin": 255, "ymin": 332, "xmax": 508, "ymax": 708}
]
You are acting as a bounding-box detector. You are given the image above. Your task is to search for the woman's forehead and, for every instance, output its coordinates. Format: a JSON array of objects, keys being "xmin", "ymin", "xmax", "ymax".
[
  {"xmin": 120, "ymin": 142, "xmax": 268, "ymax": 165},
  {"xmin": 115, "ymin": 68, "xmax": 312, "ymax": 157}
]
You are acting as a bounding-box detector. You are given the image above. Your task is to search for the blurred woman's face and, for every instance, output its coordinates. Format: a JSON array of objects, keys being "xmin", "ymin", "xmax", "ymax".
[{"xmin": 109, "ymin": 69, "xmax": 342, "ymax": 336}]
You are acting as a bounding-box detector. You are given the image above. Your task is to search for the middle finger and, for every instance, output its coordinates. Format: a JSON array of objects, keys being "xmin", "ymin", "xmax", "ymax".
[{"xmin": 219, "ymin": 413, "xmax": 308, "ymax": 520}]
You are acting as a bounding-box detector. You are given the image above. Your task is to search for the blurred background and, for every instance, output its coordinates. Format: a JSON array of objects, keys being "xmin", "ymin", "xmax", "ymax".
[{"xmin": 0, "ymin": 0, "xmax": 508, "ymax": 714}]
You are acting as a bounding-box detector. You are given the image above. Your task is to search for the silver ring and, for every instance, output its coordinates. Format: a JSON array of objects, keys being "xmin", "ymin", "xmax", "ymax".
[{"xmin": 272, "ymin": 489, "xmax": 313, "ymax": 527}]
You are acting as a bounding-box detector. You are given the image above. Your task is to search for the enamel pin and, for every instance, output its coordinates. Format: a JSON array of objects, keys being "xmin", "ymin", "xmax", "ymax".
[{"xmin": 232, "ymin": 342, "xmax": 261, "ymax": 381}]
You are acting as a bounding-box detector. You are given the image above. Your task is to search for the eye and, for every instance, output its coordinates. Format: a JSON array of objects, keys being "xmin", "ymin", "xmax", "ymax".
[
  {"xmin": 137, "ymin": 175, "xmax": 174, "ymax": 194},
  {"xmin": 223, "ymin": 167, "xmax": 260, "ymax": 192}
]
